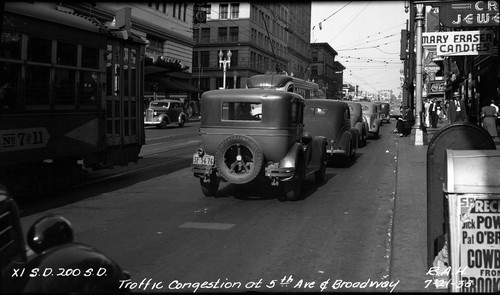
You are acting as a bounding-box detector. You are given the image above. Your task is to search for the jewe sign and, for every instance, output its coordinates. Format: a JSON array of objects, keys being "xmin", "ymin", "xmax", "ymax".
[{"xmin": 422, "ymin": 30, "xmax": 496, "ymax": 56}]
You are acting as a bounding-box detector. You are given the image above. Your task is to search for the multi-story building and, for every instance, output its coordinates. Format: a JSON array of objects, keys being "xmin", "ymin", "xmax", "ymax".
[
  {"xmin": 310, "ymin": 42, "xmax": 345, "ymax": 100},
  {"xmin": 192, "ymin": 2, "xmax": 312, "ymax": 91}
]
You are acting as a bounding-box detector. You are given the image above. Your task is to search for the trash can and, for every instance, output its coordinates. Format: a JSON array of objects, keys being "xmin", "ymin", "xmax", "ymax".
[{"xmin": 442, "ymin": 149, "xmax": 500, "ymax": 293}]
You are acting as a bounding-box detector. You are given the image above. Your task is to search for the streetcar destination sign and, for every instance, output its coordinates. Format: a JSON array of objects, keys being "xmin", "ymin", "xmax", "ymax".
[
  {"xmin": 0, "ymin": 128, "xmax": 50, "ymax": 152},
  {"xmin": 423, "ymin": 30, "xmax": 496, "ymax": 56}
]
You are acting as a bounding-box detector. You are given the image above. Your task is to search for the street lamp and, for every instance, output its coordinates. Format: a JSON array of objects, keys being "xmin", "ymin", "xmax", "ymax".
[{"xmin": 219, "ymin": 50, "xmax": 232, "ymax": 89}]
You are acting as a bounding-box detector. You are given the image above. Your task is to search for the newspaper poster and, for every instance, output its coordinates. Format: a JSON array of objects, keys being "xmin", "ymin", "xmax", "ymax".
[{"xmin": 448, "ymin": 194, "xmax": 500, "ymax": 292}]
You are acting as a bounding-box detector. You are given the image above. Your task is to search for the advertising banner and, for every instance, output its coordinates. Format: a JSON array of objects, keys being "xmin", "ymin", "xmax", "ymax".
[
  {"xmin": 448, "ymin": 194, "xmax": 500, "ymax": 292},
  {"xmin": 422, "ymin": 30, "xmax": 497, "ymax": 56}
]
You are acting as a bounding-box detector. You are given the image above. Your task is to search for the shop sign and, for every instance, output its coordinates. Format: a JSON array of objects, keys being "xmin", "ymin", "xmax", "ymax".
[
  {"xmin": 448, "ymin": 194, "xmax": 500, "ymax": 292},
  {"xmin": 429, "ymin": 81, "xmax": 445, "ymax": 93},
  {"xmin": 436, "ymin": 1, "xmax": 500, "ymax": 27},
  {"xmin": 422, "ymin": 30, "xmax": 496, "ymax": 56}
]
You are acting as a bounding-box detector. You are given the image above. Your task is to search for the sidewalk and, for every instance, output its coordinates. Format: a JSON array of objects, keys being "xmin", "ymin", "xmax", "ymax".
[{"xmin": 390, "ymin": 121, "xmax": 500, "ymax": 292}]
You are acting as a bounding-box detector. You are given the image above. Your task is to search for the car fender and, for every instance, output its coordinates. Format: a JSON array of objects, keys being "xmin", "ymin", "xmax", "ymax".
[
  {"xmin": 159, "ymin": 113, "xmax": 170, "ymax": 124},
  {"xmin": 350, "ymin": 128, "xmax": 359, "ymax": 152},
  {"xmin": 178, "ymin": 112, "xmax": 187, "ymax": 123},
  {"xmin": 278, "ymin": 142, "xmax": 304, "ymax": 169},
  {"xmin": 310, "ymin": 136, "xmax": 327, "ymax": 167},
  {"xmin": 21, "ymin": 243, "xmax": 129, "ymax": 293},
  {"xmin": 336, "ymin": 131, "xmax": 352, "ymax": 154},
  {"xmin": 372, "ymin": 118, "xmax": 382, "ymax": 131}
]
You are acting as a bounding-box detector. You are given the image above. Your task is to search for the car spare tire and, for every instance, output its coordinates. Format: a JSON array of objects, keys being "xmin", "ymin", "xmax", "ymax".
[{"xmin": 215, "ymin": 135, "xmax": 264, "ymax": 184}]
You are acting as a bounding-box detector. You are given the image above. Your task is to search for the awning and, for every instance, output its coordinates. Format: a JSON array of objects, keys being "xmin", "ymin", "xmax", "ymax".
[
  {"xmin": 145, "ymin": 66, "xmax": 170, "ymax": 75},
  {"xmin": 146, "ymin": 76, "xmax": 203, "ymax": 93}
]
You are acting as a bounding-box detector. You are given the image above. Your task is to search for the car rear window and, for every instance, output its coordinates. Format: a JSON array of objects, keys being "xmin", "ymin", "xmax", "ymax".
[
  {"xmin": 305, "ymin": 106, "xmax": 328, "ymax": 117},
  {"xmin": 222, "ymin": 102, "xmax": 262, "ymax": 121}
]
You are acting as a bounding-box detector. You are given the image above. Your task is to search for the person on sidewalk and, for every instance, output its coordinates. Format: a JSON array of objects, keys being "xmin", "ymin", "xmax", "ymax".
[
  {"xmin": 429, "ymin": 98, "xmax": 438, "ymax": 128},
  {"xmin": 481, "ymin": 103, "xmax": 498, "ymax": 138},
  {"xmin": 396, "ymin": 106, "xmax": 414, "ymax": 137}
]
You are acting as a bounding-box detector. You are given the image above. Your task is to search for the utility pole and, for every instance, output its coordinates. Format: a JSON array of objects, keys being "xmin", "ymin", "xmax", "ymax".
[{"xmin": 412, "ymin": 2, "xmax": 428, "ymax": 145}]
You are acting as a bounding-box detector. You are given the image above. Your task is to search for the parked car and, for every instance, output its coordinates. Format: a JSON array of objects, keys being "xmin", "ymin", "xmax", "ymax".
[
  {"xmin": 359, "ymin": 101, "xmax": 382, "ymax": 138},
  {"xmin": 144, "ymin": 99, "xmax": 187, "ymax": 128},
  {"xmin": 192, "ymin": 89, "xmax": 327, "ymax": 201},
  {"xmin": 0, "ymin": 186, "xmax": 130, "ymax": 293},
  {"xmin": 376, "ymin": 102, "xmax": 391, "ymax": 123},
  {"xmin": 303, "ymin": 99, "xmax": 357, "ymax": 164},
  {"xmin": 346, "ymin": 101, "xmax": 369, "ymax": 147}
]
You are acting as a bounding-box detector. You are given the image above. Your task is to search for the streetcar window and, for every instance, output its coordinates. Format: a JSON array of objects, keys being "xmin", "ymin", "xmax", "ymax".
[
  {"xmin": 82, "ymin": 46, "xmax": 99, "ymax": 69},
  {"xmin": 80, "ymin": 71, "xmax": 100, "ymax": 104},
  {"xmin": 57, "ymin": 42, "xmax": 77, "ymax": 66},
  {"xmin": 27, "ymin": 37, "xmax": 52, "ymax": 63},
  {"xmin": 0, "ymin": 33, "xmax": 22, "ymax": 60},
  {"xmin": 25, "ymin": 65, "xmax": 50, "ymax": 105},
  {"xmin": 54, "ymin": 69, "xmax": 76, "ymax": 105},
  {"xmin": 0, "ymin": 62, "xmax": 20, "ymax": 111}
]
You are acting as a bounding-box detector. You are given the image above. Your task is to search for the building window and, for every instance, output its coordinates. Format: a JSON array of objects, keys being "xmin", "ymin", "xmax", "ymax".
[
  {"xmin": 193, "ymin": 51, "xmax": 199, "ymax": 68},
  {"xmin": 219, "ymin": 4, "xmax": 228, "ymax": 19},
  {"xmin": 229, "ymin": 27, "xmax": 238, "ymax": 43},
  {"xmin": 218, "ymin": 27, "xmax": 228, "ymax": 43},
  {"xmin": 230, "ymin": 3, "xmax": 239, "ymax": 19},
  {"xmin": 200, "ymin": 28, "xmax": 210, "ymax": 43},
  {"xmin": 312, "ymin": 51, "xmax": 318, "ymax": 62},
  {"xmin": 230, "ymin": 50, "xmax": 238, "ymax": 67},
  {"xmin": 206, "ymin": 4, "xmax": 211, "ymax": 20},
  {"xmin": 200, "ymin": 51, "xmax": 209, "ymax": 67},
  {"xmin": 311, "ymin": 66, "xmax": 318, "ymax": 76}
]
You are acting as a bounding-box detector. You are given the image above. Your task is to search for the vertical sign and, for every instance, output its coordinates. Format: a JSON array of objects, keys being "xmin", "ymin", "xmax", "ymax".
[{"xmin": 448, "ymin": 194, "xmax": 500, "ymax": 292}]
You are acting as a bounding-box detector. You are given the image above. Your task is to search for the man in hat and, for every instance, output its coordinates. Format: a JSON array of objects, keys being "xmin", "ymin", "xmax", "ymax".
[{"xmin": 450, "ymin": 92, "xmax": 467, "ymax": 122}]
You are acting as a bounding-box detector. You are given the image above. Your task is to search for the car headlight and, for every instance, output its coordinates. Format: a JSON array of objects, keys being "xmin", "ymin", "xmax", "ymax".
[{"xmin": 154, "ymin": 111, "xmax": 158, "ymax": 116}]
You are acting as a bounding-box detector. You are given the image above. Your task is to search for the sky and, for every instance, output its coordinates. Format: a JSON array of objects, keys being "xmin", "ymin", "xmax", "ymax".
[{"xmin": 311, "ymin": 1, "xmax": 409, "ymax": 96}]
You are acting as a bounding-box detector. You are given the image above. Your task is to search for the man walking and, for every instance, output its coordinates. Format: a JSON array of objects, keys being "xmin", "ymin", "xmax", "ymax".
[{"xmin": 429, "ymin": 98, "xmax": 438, "ymax": 128}]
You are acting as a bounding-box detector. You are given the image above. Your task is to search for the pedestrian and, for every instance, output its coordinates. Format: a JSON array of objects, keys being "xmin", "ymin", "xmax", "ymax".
[
  {"xmin": 396, "ymin": 106, "xmax": 414, "ymax": 137},
  {"xmin": 424, "ymin": 98, "xmax": 430, "ymax": 127},
  {"xmin": 449, "ymin": 92, "xmax": 466, "ymax": 123},
  {"xmin": 429, "ymin": 98, "xmax": 438, "ymax": 128},
  {"xmin": 490, "ymin": 100, "xmax": 499, "ymax": 114},
  {"xmin": 481, "ymin": 103, "xmax": 498, "ymax": 138}
]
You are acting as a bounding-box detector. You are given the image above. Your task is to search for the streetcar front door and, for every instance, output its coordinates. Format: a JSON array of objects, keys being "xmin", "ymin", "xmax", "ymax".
[{"xmin": 104, "ymin": 41, "xmax": 143, "ymax": 151}]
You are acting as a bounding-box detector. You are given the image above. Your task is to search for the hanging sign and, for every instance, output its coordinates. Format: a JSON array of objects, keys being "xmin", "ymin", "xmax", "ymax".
[
  {"xmin": 422, "ymin": 30, "xmax": 496, "ymax": 56},
  {"xmin": 435, "ymin": 1, "xmax": 499, "ymax": 27}
]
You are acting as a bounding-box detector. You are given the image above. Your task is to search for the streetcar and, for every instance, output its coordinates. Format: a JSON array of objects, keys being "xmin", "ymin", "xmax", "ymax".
[
  {"xmin": 0, "ymin": 2, "xmax": 146, "ymax": 195},
  {"xmin": 246, "ymin": 72, "xmax": 326, "ymax": 99}
]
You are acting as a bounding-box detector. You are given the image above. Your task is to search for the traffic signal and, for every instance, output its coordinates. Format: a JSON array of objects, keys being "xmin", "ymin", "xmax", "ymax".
[{"xmin": 400, "ymin": 29, "xmax": 408, "ymax": 60}]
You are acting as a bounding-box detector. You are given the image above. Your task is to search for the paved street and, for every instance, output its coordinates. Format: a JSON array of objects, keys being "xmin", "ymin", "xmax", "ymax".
[{"xmin": 20, "ymin": 121, "xmax": 406, "ymax": 293}]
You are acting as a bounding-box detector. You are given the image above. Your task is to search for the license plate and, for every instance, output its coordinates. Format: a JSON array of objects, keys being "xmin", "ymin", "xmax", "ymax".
[{"xmin": 193, "ymin": 154, "xmax": 214, "ymax": 165}]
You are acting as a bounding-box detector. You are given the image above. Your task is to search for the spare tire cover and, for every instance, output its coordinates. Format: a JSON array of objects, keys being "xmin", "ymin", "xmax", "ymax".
[{"xmin": 215, "ymin": 135, "xmax": 264, "ymax": 184}]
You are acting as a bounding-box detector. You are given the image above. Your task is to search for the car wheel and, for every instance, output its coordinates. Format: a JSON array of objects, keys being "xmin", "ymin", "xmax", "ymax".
[
  {"xmin": 315, "ymin": 145, "xmax": 327, "ymax": 183},
  {"xmin": 200, "ymin": 176, "xmax": 220, "ymax": 196},
  {"xmin": 158, "ymin": 120, "xmax": 168, "ymax": 129},
  {"xmin": 215, "ymin": 135, "xmax": 263, "ymax": 184},
  {"xmin": 284, "ymin": 157, "xmax": 304, "ymax": 201}
]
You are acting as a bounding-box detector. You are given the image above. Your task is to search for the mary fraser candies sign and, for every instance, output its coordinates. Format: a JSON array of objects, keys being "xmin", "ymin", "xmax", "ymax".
[
  {"xmin": 449, "ymin": 195, "xmax": 500, "ymax": 292},
  {"xmin": 422, "ymin": 30, "xmax": 496, "ymax": 56}
]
